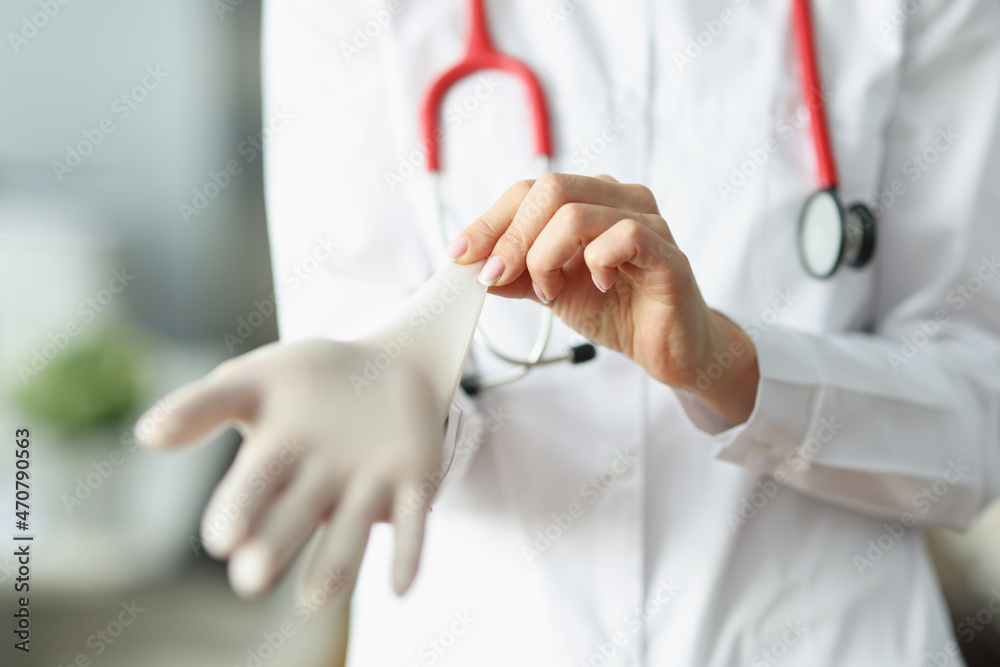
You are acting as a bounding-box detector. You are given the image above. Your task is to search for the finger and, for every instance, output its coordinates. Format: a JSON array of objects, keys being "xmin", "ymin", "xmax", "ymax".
[
  {"xmin": 583, "ymin": 218, "xmax": 679, "ymax": 293},
  {"xmin": 226, "ymin": 466, "xmax": 337, "ymax": 598},
  {"xmin": 297, "ymin": 474, "xmax": 392, "ymax": 609},
  {"xmin": 135, "ymin": 361, "xmax": 258, "ymax": 449},
  {"xmin": 391, "ymin": 478, "xmax": 432, "ymax": 595},
  {"xmin": 200, "ymin": 432, "xmax": 302, "ymax": 559},
  {"xmin": 526, "ymin": 203, "xmax": 636, "ymax": 301},
  {"xmin": 447, "ymin": 179, "xmax": 534, "ymax": 264},
  {"xmin": 474, "ymin": 174, "xmax": 659, "ymax": 288}
]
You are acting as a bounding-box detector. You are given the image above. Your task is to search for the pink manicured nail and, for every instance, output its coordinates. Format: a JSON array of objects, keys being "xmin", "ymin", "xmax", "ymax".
[
  {"xmin": 592, "ymin": 273, "xmax": 608, "ymax": 293},
  {"xmin": 445, "ymin": 236, "xmax": 468, "ymax": 260},
  {"xmin": 532, "ymin": 282, "xmax": 551, "ymax": 305},
  {"xmin": 478, "ymin": 256, "xmax": 505, "ymax": 286}
]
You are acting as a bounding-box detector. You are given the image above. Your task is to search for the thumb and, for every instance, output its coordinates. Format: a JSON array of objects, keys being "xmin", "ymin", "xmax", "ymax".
[{"xmin": 135, "ymin": 364, "xmax": 258, "ymax": 449}]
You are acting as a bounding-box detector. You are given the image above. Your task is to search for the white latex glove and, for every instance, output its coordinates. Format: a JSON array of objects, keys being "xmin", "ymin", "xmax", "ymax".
[{"xmin": 135, "ymin": 261, "xmax": 487, "ymax": 606}]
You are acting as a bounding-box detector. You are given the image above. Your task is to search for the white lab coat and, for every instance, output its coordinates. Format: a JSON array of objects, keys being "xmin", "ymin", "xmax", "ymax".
[{"xmin": 261, "ymin": 1, "xmax": 1000, "ymax": 665}]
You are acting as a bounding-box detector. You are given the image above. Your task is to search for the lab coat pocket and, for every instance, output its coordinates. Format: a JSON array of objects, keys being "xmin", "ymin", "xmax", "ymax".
[
  {"xmin": 758, "ymin": 123, "xmax": 886, "ymax": 332},
  {"xmin": 439, "ymin": 389, "xmax": 487, "ymax": 487}
]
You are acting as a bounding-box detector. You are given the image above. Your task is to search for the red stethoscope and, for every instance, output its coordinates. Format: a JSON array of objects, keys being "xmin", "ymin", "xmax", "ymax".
[
  {"xmin": 419, "ymin": 0, "xmax": 875, "ymax": 390},
  {"xmin": 791, "ymin": 0, "xmax": 876, "ymax": 278}
]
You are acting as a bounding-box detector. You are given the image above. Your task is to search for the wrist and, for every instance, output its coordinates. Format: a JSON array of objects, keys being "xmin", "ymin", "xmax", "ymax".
[{"xmin": 688, "ymin": 311, "xmax": 760, "ymax": 426}]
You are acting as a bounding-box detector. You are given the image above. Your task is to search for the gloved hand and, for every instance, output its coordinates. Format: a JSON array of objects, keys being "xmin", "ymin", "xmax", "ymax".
[{"xmin": 134, "ymin": 339, "xmax": 444, "ymax": 606}]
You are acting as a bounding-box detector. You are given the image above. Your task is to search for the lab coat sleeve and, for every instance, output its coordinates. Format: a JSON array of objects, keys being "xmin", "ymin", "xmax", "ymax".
[
  {"xmin": 676, "ymin": 0, "xmax": 1000, "ymax": 530},
  {"xmin": 261, "ymin": 0, "xmax": 484, "ymax": 488}
]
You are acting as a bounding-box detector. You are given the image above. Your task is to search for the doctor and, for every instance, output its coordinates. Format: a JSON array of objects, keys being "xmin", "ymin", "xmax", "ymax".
[{"xmin": 140, "ymin": 0, "xmax": 1000, "ymax": 665}]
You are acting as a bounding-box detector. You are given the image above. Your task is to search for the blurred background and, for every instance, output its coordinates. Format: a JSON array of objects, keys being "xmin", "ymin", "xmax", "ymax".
[
  {"xmin": 0, "ymin": 1, "xmax": 346, "ymax": 665},
  {"xmin": 0, "ymin": 1, "xmax": 997, "ymax": 665}
]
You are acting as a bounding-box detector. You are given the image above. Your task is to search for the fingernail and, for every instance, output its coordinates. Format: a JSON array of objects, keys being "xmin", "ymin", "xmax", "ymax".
[
  {"xmin": 532, "ymin": 282, "xmax": 551, "ymax": 305},
  {"xmin": 229, "ymin": 543, "xmax": 271, "ymax": 598},
  {"xmin": 445, "ymin": 236, "xmax": 468, "ymax": 261},
  {"xmin": 592, "ymin": 274, "xmax": 608, "ymax": 293},
  {"xmin": 478, "ymin": 256, "xmax": 505, "ymax": 286}
]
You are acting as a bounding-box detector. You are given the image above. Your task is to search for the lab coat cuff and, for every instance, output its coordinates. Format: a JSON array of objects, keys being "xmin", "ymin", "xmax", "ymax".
[{"xmin": 675, "ymin": 324, "xmax": 820, "ymax": 474}]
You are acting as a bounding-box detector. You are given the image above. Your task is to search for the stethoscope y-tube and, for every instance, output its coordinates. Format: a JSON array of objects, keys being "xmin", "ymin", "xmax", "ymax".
[{"xmin": 422, "ymin": 0, "xmax": 596, "ymax": 393}]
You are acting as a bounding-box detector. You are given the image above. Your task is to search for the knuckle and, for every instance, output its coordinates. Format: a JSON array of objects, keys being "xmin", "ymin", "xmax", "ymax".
[
  {"xmin": 466, "ymin": 216, "xmax": 496, "ymax": 242},
  {"xmin": 649, "ymin": 214, "xmax": 676, "ymax": 243},
  {"xmin": 510, "ymin": 179, "xmax": 534, "ymax": 200},
  {"xmin": 536, "ymin": 171, "xmax": 571, "ymax": 201},
  {"xmin": 557, "ymin": 202, "xmax": 589, "ymax": 232},
  {"xmin": 619, "ymin": 218, "xmax": 645, "ymax": 242},
  {"xmin": 497, "ymin": 225, "xmax": 530, "ymax": 255},
  {"xmin": 628, "ymin": 184, "xmax": 658, "ymax": 212}
]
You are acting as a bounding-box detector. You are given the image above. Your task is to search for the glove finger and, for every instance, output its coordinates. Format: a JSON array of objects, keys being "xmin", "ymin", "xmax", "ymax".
[
  {"xmin": 135, "ymin": 364, "xmax": 259, "ymax": 449},
  {"xmin": 391, "ymin": 477, "xmax": 431, "ymax": 596},
  {"xmin": 227, "ymin": 465, "xmax": 340, "ymax": 598},
  {"xmin": 297, "ymin": 473, "xmax": 392, "ymax": 609},
  {"xmin": 200, "ymin": 430, "xmax": 301, "ymax": 558}
]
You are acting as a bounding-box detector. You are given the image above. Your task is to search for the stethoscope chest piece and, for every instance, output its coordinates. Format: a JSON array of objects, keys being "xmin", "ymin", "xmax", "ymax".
[{"xmin": 798, "ymin": 188, "xmax": 876, "ymax": 279}]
